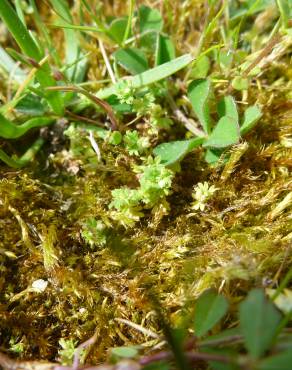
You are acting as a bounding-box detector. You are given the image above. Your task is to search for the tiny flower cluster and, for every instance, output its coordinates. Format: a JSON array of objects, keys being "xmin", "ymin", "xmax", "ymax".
[{"xmin": 191, "ymin": 181, "xmax": 217, "ymax": 211}]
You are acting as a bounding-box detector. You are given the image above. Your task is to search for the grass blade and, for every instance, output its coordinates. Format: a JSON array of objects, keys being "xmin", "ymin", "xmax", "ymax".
[
  {"xmin": 0, "ymin": 138, "xmax": 44, "ymax": 168},
  {"xmin": 0, "ymin": 0, "xmax": 64, "ymax": 115},
  {"xmin": 49, "ymin": 0, "xmax": 87, "ymax": 83},
  {"xmin": 0, "ymin": 46, "xmax": 26, "ymax": 83},
  {"xmin": 97, "ymin": 53, "xmax": 193, "ymax": 99},
  {"xmin": 0, "ymin": 114, "xmax": 55, "ymax": 139}
]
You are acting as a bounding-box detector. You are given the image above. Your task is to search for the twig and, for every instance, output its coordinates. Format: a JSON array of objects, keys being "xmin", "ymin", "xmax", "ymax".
[
  {"xmin": 98, "ymin": 39, "xmax": 116, "ymax": 84},
  {"xmin": 65, "ymin": 110, "xmax": 105, "ymax": 127},
  {"xmin": 47, "ymin": 86, "xmax": 119, "ymax": 131},
  {"xmin": 167, "ymin": 94, "xmax": 205, "ymax": 137},
  {"xmin": 242, "ymin": 34, "xmax": 281, "ymax": 77},
  {"xmin": 72, "ymin": 331, "xmax": 99, "ymax": 370},
  {"xmin": 115, "ymin": 318, "xmax": 160, "ymax": 339}
]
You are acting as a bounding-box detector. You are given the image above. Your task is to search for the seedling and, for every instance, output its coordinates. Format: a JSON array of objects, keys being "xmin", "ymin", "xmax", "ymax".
[{"xmin": 154, "ymin": 78, "xmax": 262, "ymax": 166}]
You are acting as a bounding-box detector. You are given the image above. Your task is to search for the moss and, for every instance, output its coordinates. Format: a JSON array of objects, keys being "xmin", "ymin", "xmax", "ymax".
[{"xmin": 0, "ymin": 0, "xmax": 291, "ymax": 364}]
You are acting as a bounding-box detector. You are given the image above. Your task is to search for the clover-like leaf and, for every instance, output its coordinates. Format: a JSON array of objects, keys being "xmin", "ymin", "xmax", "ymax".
[
  {"xmin": 194, "ymin": 289, "xmax": 229, "ymax": 337},
  {"xmin": 153, "ymin": 137, "xmax": 204, "ymax": 166},
  {"xmin": 240, "ymin": 105, "xmax": 262, "ymax": 135},
  {"xmin": 113, "ymin": 48, "xmax": 148, "ymax": 75},
  {"xmin": 108, "ymin": 17, "xmax": 129, "ymax": 44},
  {"xmin": 203, "ymin": 116, "xmax": 240, "ymax": 148},
  {"xmin": 217, "ymin": 96, "xmax": 239, "ymax": 123},
  {"xmin": 188, "ymin": 79, "xmax": 213, "ymax": 134},
  {"xmin": 155, "ymin": 33, "xmax": 175, "ymax": 66},
  {"xmin": 138, "ymin": 5, "xmax": 163, "ymax": 33},
  {"xmin": 239, "ymin": 289, "xmax": 282, "ymax": 359}
]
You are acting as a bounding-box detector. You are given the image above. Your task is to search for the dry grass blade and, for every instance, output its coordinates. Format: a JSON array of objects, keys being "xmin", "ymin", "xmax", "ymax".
[{"xmin": 47, "ymin": 86, "xmax": 119, "ymax": 130}]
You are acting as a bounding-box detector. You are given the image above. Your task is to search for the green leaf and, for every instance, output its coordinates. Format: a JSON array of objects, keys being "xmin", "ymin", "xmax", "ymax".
[
  {"xmin": 258, "ymin": 350, "xmax": 292, "ymax": 370},
  {"xmin": 49, "ymin": 0, "xmax": 87, "ymax": 83},
  {"xmin": 232, "ymin": 76, "xmax": 249, "ymax": 91},
  {"xmin": 199, "ymin": 326, "xmax": 242, "ymax": 347},
  {"xmin": 113, "ymin": 47, "xmax": 148, "ymax": 75},
  {"xmin": 15, "ymin": 94, "xmax": 45, "ymax": 116},
  {"xmin": 189, "ymin": 55, "xmax": 210, "ymax": 79},
  {"xmin": 218, "ymin": 49, "xmax": 233, "ymax": 70},
  {"xmin": 111, "ymin": 346, "xmax": 138, "ymax": 359},
  {"xmin": 0, "ymin": 46, "xmax": 26, "ymax": 83},
  {"xmin": 97, "ymin": 53, "xmax": 193, "ymax": 99},
  {"xmin": 140, "ymin": 31, "xmax": 157, "ymax": 52},
  {"xmin": 0, "ymin": 113, "xmax": 54, "ymax": 139},
  {"xmin": 203, "ymin": 116, "xmax": 240, "ymax": 148},
  {"xmin": 138, "ymin": 5, "xmax": 163, "ymax": 33},
  {"xmin": 187, "ymin": 79, "xmax": 213, "ymax": 134},
  {"xmin": 217, "ymin": 96, "xmax": 239, "ymax": 122},
  {"xmin": 194, "ymin": 289, "xmax": 229, "ymax": 337},
  {"xmin": 155, "ymin": 34, "xmax": 175, "ymax": 66},
  {"xmin": 0, "ymin": 137, "xmax": 44, "ymax": 168},
  {"xmin": 240, "ymin": 105, "xmax": 262, "ymax": 135},
  {"xmin": 206, "ymin": 348, "xmax": 240, "ymax": 370},
  {"xmin": 204, "ymin": 148, "xmax": 224, "ymax": 164},
  {"xmin": 276, "ymin": 0, "xmax": 291, "ymax": 28},
  {"xmin": 108, "ymin": 17, "xmax": 129, "ymax": 44},
  {"xmin": 239, "ymin": 289, "xmax": 282, "ymax": 359},
  {"xmin": 143, "ymin": 362, "xmax": 170, "ymax": 370},
  {"xmin": 6, "ymin": 47, "xmax": 33, "ymax": 67},
  {"xmin": 153, "ymin": 137, "xmax": 204, "ymax": 166}
]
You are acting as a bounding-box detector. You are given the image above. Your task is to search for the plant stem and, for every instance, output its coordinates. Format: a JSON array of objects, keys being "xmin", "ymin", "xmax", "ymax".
[
  {"xmin": 0, "ymin": 137, "xmax": 45, "ymax": 168},
  {"xmin": 122, "ymin": 0, "xmax": 135, "ymax": 46}
]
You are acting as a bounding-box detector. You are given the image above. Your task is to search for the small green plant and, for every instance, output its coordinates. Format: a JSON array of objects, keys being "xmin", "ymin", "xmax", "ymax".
[
  {"xmin": 154, "ymin": 78, "xmax": 262, "ymax": 166},
  {"xmin": 110, "ymin": 157, "xmax": 173, "ymax": 226},
  {"xmin": 81, "ymin": 218, "xmax": 108, "ymax": 248},
  {"xmin": 116, "ymin": 81, "xmax": 173, "ymax": 132},
  {"xmin": 58, "ymin": 338, "xmax": 78, "ymax": 366},
  {"xmin": 9, "ymin": 337, "xmax": 24, "ymax": 354},
  {"xmin": 123, "ymin": 130, "xmax": 150, "ymax": 156}
]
